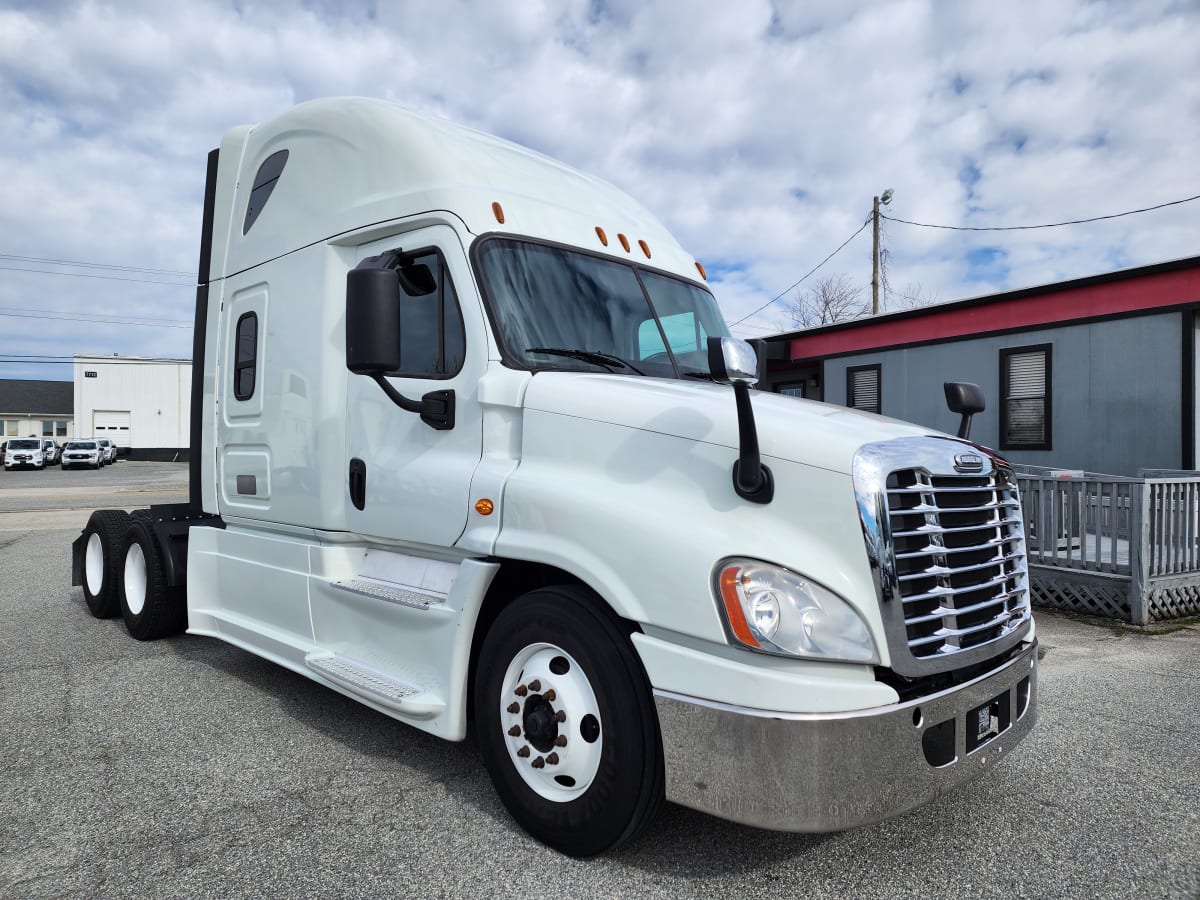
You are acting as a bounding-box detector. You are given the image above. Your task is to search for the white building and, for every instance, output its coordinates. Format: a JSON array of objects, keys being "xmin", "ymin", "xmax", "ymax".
[{"xmin": 73, "ymin": 355, "xmax": 191, "ymax": 459}]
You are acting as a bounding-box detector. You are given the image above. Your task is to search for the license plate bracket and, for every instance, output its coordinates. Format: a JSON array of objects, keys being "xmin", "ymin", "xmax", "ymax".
[{"xmin": 965, "ymin": 689, "xmax": 1012, "ymax": 753}]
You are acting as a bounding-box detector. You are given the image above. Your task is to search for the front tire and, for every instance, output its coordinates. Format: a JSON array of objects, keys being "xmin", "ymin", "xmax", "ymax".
[
  {"xmin": 81, "ymin": 510, "xmax": 130, "ymax": 618},
  {"xmin": 119, "ymin": 518, "xmax": 186, "ymax": 641},
  {"xmin": 474, "ymin": 585, "xmax": 664, "ymax": 856}
]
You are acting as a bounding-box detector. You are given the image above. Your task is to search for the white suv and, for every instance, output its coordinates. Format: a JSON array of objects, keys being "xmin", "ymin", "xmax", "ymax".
[
  {"xmin": 96, "ymin": 439, "xmax": 117, "ymax": 465},
  {"xmin": 4, "ymin": 438, "xmax": 46, "ymax": 470},
  {"xmin": 61, "ymin": 440, "xmax": 102, "ymax": 470}
]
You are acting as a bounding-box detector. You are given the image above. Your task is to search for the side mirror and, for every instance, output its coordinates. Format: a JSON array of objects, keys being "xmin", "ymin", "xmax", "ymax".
[
  {"xmin": 944, "ymin": 381, "xmax": 985, "ymax": 440},
  {"xmin": 346, "ymin": 266, "xmax": 402, "ymax": 374},
  {"xmin": 707, "ymin": 337, "xmax": 773, "ymax": 504},
  {"xmin": 707, "ymin": 337, "xmax": 760, "ymax": 386}
]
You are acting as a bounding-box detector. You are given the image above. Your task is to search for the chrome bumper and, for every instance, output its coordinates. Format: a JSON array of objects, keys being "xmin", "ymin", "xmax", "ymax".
[{"xmin": 653, "ymin": 640, "xmax": 1037, "ymax": 832}]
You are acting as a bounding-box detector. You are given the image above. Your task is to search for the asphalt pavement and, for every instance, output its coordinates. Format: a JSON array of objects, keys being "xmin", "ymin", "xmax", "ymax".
[{"xmin": 0, "ymin": 466, "xmax": 1197, "ymax": 898}]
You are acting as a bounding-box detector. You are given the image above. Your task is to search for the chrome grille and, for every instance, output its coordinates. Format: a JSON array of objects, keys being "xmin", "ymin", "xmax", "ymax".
[{"xmin": 854, "ymin": 437, "xmax": 1032, "ymax": 677}]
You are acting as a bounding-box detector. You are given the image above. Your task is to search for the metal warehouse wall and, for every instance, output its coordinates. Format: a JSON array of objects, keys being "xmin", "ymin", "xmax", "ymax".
[
  {"xmin": 821, "ymin": 311, "xmax": 1183, "ymax": 476},
  {"xmin": 73, "ymin": 357, "xmax": 191, "ymax": 458}
]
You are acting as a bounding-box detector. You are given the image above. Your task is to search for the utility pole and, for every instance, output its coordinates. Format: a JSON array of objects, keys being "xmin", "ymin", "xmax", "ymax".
[{"xmin": 871, "ymin": 188, "xmax": 893, "ymax": 315}]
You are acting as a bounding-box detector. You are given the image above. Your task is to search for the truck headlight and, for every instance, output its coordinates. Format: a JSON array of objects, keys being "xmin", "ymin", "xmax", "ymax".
[{"xmin": 714, "ymin": 558, "xmax": 879, "ymax": 664}]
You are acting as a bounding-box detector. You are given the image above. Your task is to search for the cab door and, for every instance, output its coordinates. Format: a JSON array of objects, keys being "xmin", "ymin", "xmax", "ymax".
[{"xmin": 344, "ymin": 225, "xmax": 485, "ymax": 547}]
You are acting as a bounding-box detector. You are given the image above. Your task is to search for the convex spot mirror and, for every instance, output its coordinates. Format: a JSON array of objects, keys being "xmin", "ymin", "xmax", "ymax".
[
  {"xmin": 346, "ymin": 266, "xmax": 402, "ymax": 374},
  {"xmin": 707, "ymin": 336, "xmax": 761, "ymax": 385}
]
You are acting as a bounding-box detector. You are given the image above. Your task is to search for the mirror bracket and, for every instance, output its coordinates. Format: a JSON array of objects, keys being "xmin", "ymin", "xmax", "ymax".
[{"xmin": 371, "ymin": 375, "xmax": 455, "ymax": 430}]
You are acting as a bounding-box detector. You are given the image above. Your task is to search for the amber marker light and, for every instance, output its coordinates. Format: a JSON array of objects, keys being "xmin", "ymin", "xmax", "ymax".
[
  {"xmin": 695, "ymin": 261, "xmax": 707, "ymax": 280},
  {"xmin": 618, "ymin": 233, "xmax": 631, "ymax": 252},
  {"xmin": 475, "ymin": 499, "xmax": 495, "ymax": 516},
  {"xmin": 718, "ymin": 565, "xmax": 759, "ymax": 648},
  {"xmin": 638, "ymin": 239, "xmax": 651, "ymax": 258},
  {"xmin": 492, "ymin": 202, "xmax": 505, "ymax": 224},
  {"xmin": 595, "ymin": 226, "xmax": 609, "ymax": 246}
]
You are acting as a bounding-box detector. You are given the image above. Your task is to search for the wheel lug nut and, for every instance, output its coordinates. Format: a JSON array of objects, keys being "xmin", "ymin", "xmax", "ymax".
[
  {"xmin": 529, "ymin": 680, "xmax": 542, "ymax": 692},
  {"xmin": 517, "ymin": 746, "xmax": 530, "ymax": 758},
  {"xmin": 543, "ymin": 689, "xmax": 556, "ymax": 702},
  {"xmin": 546, "ymin": 752, "xmax": 559, "ymax": 765},
  {"xmin": 554, "ymin": 735, "xmax": 567, "ymax": 747},
  {"xmin": 554, "ymin": 711, "xmax": 566, "ymax": 723},
  {"xmin": 531, "ymin": 756, "xmax": 545, "ymax": 769},
  {"xmin": 507, "ymin": 725, "xmax": 521, "ymax": 737},
  {"xmin": 514, "ymin": 684, "xmax": 528, "ymax": 696},
  {"xmin": 507, "ymin": 703, "xmax": 520, "ymax": 714}
]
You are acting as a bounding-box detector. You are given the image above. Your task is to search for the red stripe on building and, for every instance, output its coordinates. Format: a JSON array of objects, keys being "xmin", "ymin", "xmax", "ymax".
[{"xmin": 789, "ymin": 266, "xmax": 1199, "ymax": 361}]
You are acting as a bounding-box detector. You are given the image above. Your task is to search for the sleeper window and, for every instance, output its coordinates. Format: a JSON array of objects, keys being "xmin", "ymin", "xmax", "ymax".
[{"xmin": 234, "ymin": 312, "xmax": 258, "ymax": 400}]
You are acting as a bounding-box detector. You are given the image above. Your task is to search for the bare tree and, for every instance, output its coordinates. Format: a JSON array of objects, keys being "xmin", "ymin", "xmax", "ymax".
[
  {"xmin": 886, "ymin": 282, "xmax": 941, "ymax": 311},
  {"xmin": 787, "ymin": 273, "xmax": 868, "ymax": 328}
]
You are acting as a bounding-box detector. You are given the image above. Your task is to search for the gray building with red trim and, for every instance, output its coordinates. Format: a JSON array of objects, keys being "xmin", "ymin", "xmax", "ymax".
[{"xmin": 762, "ymin": 255, "xmax": 1200, "ymax": 476}]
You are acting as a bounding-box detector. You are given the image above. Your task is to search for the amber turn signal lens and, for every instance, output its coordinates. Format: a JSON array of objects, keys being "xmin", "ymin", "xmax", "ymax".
[
  {"xmin": 475, "ymin": 499, "xmax": 495, "ymax": 516},
  {"xmin": 718, "ymin": 566, "xmax": 759, "ymax": 648},
  {"xmin": 695, "ymin": 261, "xmax": 707, "ymax": 280},
  {"xmin": 492, "ymin": 202, "xmax": 505, "ymax": 224},
  {"xmin": 595, "ymin": 226, "xmax": 608, "ymax": 246}
]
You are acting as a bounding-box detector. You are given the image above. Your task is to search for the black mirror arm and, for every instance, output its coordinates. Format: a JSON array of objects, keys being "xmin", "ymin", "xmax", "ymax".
[
  {"xmin": 731, "ymin": 382, "xmax": 774, "ymax": 504},
  {"xmin": 371, "ymin": 374, "xmax": 455, "ymax": 430},
  {"xmin": 957, "ymin": 414, "xmax": 973, "ymax": 440}
]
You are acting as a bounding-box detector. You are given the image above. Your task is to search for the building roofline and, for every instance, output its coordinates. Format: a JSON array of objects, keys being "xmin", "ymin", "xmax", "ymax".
[{"xmin": 766, "ymin": 254, "xmax": 1200, "ymax": 343}]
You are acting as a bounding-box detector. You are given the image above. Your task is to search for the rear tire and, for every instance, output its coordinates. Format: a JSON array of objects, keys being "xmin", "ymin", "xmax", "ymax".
[
  {"xmin": 474, "ymin": 585, "xmax": 664, "ymax": 856},
  {"xmin": 81, "ymin": 510, "xmax": 130, "ymax": 618},
  {"xmin": 119, "ymin": 518, "xmax": 186, "ymax": 641}
]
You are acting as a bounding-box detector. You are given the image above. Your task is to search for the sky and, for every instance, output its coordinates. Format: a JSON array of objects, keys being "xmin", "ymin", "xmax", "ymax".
[{"xmin": 1, "ymin": 0, "xmax": 1197, "ymax": 381}]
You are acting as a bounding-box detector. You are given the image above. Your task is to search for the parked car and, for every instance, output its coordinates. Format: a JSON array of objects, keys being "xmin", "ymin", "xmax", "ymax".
[
  {"xmin": 61, "ymin": 440, "xmax": 102, "ymax": 469},
  {"xmin": 96, "ymin": 439, "xmax": 117, "ymax": 465},
  {"xmin": 41, "ymin": 440, "xmax": 61, "ymax": 465},
  {"xmin": 4, "ymin": 437, "xmax": 46, "ymax": 470}
]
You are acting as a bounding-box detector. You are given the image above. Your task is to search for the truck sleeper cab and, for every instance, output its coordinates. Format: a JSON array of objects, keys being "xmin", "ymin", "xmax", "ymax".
[{"xmin": 72, "ymin": 98, "xmax": 1036, "ymax": 857}]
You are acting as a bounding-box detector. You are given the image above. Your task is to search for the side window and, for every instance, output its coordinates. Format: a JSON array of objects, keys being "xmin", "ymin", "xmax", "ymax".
[
  {"xmin": 395, "ymin": 250, "xmax": 465, "ymax": 378},
  {"xmin": 637, "ymin": 311, "xmax": 708, "ymax": 358},
  {"xmin": 847, "ymin": 364, "xmax": 881, "ymax": 414},
  {"xmin": 243, "ymin": 149, "xmax": 289, "ymax": 235},
  {"xmin": 1001, "ymin": 344, "xmax": 1051, "ymax": 450},
  {"xmin": 234, "ymin": 312, "xmax": 258, "ymax": 400}
]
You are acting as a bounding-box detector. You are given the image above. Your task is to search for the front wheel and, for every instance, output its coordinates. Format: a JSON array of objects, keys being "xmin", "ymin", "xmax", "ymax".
[{"xmin": 474, "ymin": 585, "xmax": 664, "ymax": 856}]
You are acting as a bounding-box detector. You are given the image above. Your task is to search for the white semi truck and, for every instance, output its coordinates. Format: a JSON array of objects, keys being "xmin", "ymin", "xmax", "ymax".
[{"xmin": 73, "ymin": 98, "xmax": 1036, "ymax": 856}]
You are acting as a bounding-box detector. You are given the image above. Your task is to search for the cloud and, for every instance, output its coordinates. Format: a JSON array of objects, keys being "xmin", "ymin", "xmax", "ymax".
[{"xmin": 0, "ymin": 0, "xmax": 1197, "ymax": 381}]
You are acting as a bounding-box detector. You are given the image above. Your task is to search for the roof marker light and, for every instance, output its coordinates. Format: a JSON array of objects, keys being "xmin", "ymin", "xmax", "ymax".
[
  {"xmin": 595, "ymin": 226, "xmax": 608, "ymax": 246},
  {"xmin": 638, "ymin": 240, "xmax": 651, "ymax": 258},
  {"xmin": 618, "ymin": 233, "xmax": 631, "ymax": 252},
  {"xmin": 695, "ymin": 261, "xmax": 707, "ymax": 280},
  {"xmin": 492, "ymin": 202, "xmax": 505, "ymax": 224}
]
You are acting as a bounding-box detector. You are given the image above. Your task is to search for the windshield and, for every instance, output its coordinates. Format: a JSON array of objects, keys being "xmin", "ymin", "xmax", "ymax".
[
  {"xmin": 67, "ymin": 441, "xmax": 96, "ymax": 450},
  {"xmin": 476, "ymin": 238, "xmax": 729, "ymax": 378},
  {"xmin": 9, "ymin": 439, "xmax": 40, "ymax": 450}
]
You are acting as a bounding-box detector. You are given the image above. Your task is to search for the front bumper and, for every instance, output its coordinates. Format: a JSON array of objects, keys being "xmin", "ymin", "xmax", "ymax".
[{"xmin": 654, "ymin": 639, "xmax": 1037, "ymax": 832}]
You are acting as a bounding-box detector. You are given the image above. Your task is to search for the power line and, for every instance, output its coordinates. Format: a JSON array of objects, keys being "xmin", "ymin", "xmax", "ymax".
[
  {"xmin": 0, "ymin": 310, "xmax": 191, "ymax": 328},
  {"xmin": 0, "ymin": 305, "xmax": 190, "ymax": 325},
  {"xmin": 0, "ymin": 253, "xmax": 192, "ymax": 276},
  {"xmin": 0, "ymin": 265, "xmax": 194, "ymax": 286},
  {"xmin": 730, "ymin": 217, "xmax": 871, "ymax": 327},
  {"xmin": 882, "ymin": 192, "xmax": 1200, "ymax": 232}
]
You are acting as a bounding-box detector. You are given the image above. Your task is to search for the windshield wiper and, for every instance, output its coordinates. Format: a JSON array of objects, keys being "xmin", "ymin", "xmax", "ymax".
[{"xmin": 526, "ymin": 348, "xmax": 646, "ymax": 375}]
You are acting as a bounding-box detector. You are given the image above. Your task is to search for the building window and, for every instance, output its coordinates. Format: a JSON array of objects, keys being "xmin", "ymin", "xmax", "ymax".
[
  {"xmin": 1001, "ymin": 343, "xmax": 1052, "ymax": 450},
  {"xmin": 776, "ymin": 383, "xmax": 805, "ymax": 398},
  {"xmin": 234, "ymin": 312, "xmax": 258, "ymax": 400},
  {"xmin": 56, "ymin": 421, "xmax": 67, "ymax": 437},
  {"xmin": 3, "ymin": 420, "xmax": 16, "ymax": 437},
  {"xmin": 846, "ymin": 364, "xmax": 881, "ymax": 414},
  {"xmin": 42, "ymin": 420, "xmax": 54, "ymax": 436}
]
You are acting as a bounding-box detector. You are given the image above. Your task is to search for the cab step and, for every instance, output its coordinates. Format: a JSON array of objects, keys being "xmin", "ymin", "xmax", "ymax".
[
  {"xmin": 331, "ymin": 577, "xmax": 447, "ymax": 610},
  {"xmin": 304, "ymin": 652, "xmax": 443, "ymax": 718}
]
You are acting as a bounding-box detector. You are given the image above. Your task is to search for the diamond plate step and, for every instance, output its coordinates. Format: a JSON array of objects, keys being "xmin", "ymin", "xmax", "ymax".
[
  {"xmin": 331, "ymin": 577, "xmax": 446, "ymax": 610},
  {"xmin": 304, "ymin": 652, "xmax": 442, "ymax": 718}
]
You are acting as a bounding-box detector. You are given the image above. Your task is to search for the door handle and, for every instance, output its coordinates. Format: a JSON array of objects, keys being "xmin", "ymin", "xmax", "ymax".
[{"xmin": 349, "ymin": 458, "xmax": 366, "ymax": 510}]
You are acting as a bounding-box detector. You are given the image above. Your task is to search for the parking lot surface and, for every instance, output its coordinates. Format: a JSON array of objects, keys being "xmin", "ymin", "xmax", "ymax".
[{"xmin": 1, "ymin": 472, "xmax": 1197, "ymax": 898}]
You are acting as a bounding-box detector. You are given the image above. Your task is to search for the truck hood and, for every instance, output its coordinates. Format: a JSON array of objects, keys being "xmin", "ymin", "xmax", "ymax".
[{"xmin": 521, "ymin": 372, "xmax": 942, "ymax": 475}]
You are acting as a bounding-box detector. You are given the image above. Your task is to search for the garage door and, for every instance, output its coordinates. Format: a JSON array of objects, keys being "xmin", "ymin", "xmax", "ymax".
[{"xmin": 93, "ymin": 410, "xmax": 132, "ymax": 450}]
